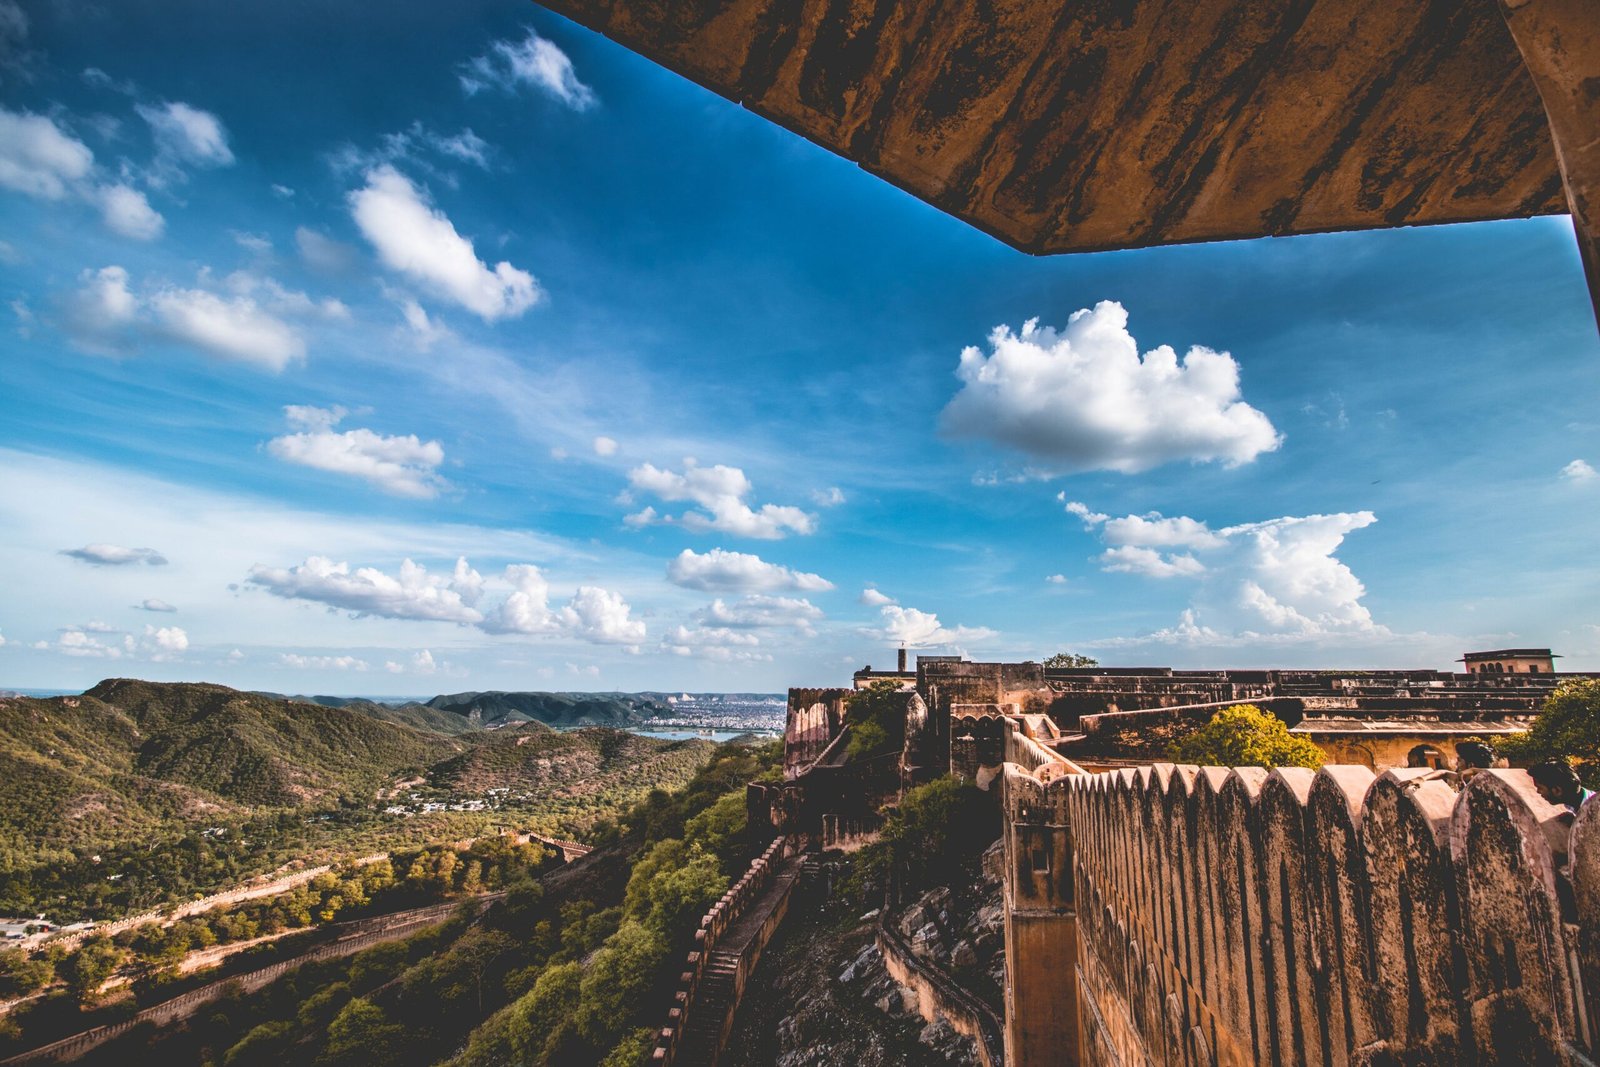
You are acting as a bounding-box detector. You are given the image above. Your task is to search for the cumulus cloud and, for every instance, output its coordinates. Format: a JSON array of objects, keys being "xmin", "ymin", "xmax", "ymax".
[
  {"xmin": 61, "ymin": 542, "xmax": 168, "ymax": 566},
  {"xmin": 1046, "ymin": 574, "xmax": 1068, "ymax": 585},
  {"xmin": 859, "ymin": 588, "xmax": 896, "ymax": 607},
  {"xmin": 136, "ymin": 100, "xmax": 234, "ymax": 169},
  {"xmin": 280, "ymin": 652, "xmax": 368, "ymax": 671},
  {"xmin": 666, "ymin": 548, "xmax": 832, "ymax": 593},
  {"xmin": 811, "ymin": 487, "xmax": 846, "ymax": 507},
  {"xmin": 478, "ymin": 564, "xmax": 645, "ymax": 645},
  {"xmin": 592, "ymin": 435, "xmax": 618, "ymax": 457},
  {"xmin": 97, "ymin": 183, "xmax": 163, "ymax": 239},
  {"xmin": 386, "ymin": 649, "xmax": 447, "ymax": 674},
  {"xmin": 697, "ymin": 595, "xmax": 823, "ymax": 634},
  {"xmin": 249, "ymin": 555, "xmax": 644, "ymax": 646},
  {"xmin": 349, "ymin": 165, "xmax": 540, "ymax": 321},
  {"xmin": 42, "ymin": 622, "xmax": 187, "ymax": 660},
  {"xmin": 248, "ymin": 555, "xmax": 486, "ymax": 624},
  {"xmin": 460, "ymin": 29, "xmax": 597, "ymax": 110},
  {"xmin": 942, "ymin": 301, "xmax": 1281, "ymax": 474},
  {"xmin": 267, "ymin": 405, "xmax": 448, "ymax": 499},
  {"xmin": 60, "ymin": 265, "xmax": 326, "ymax": 370},
  {"xmin": 0, "ymin": 107, "xmax": 173, "ymax": 241},
  {"xmin": 147, "ymin": 284, "xmax": 306, "ymax": 369},
  {"xmin": 136, "ymin": 598, "xmax": 177, "ymax": 612},
  {"xmin": 0, "ymin": 108, "xmax": 93, "ymax": 198},
  {"xmin": 875, "ymin": 604, "xmax": 996, "ymax": 649},
  {"xmin": 1070, "ymin": 501, "xmax": 1385, "ymax": 641},
  {"xmin": 1562, "ymin": 459, "xmax": 1596, "ymax": 484},
  {"xmin": 660, "ymin": 624, "xmax": 771, "ymax": 662},
  {"xmin": 627, "ymin": 460, "xmax": 815, "ymax": 539}
]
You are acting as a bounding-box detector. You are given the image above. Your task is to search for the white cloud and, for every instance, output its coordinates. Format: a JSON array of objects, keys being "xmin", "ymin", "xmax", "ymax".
[
  {"xmin": 432, "ymin": 128, "xmax": 489, "ymax": 167},
  {"xmin": 148, "ymin": 285, "xmax": 305, "ymax": 370},
  {"xmin": 295, "ymin": 227, "xmax": 357, "ymax": 273},
  {"xmin": 42, "ymin": 622, "xmax": 186, "ymax": 661},
  {"xmin": 0, "ymin": 108, "xmax": 93, "ymax": 199},
  {"xmin": 136, "ymin": 101, "xmax": 234, "ymax": 168},
  {"xmin": 97, "ymin": 183, "xmax": 164, "ymax": 240},
  {"xmin": 247, "ymin": 556, "xmax": 487, "ymax": 624},
  {"xmin": 876, "ymin": 604, "xmax": 996, "ymax": 649},
  {"xmin": 460, "ymin": 29, "xmax": 597, "ymax": 110},
  {"xmin": 478, "ymin": 564, "xmax": 644, "ymax": 645},
  {"xmin": 942, "ymin": 301, "xmax": 1281, "ymax": 474},
  {"xmin": 1072, "ymin": 502, "xmax": 1385, "ymax": 641},
  {"xmin": 61, "ymin": 265, "xmax": 315, "ymax": 370},
  {"xmin": 396, "ymin": 297, "xmax": 451, "ymax": 349},
  {"xmin": 231, "ymin": 230, "xmax": 272, "ymax": 253},
  {"xmin": 660, "ymin": 624, "xmax": 771, "ymax": 662},
  {"xmin": 280, "ymin": 652, "xmax": 368, "ymax": 672},
  {"xmin": 592, "ymin": 435, "xmax": 618, "ymax": 457},
  {"xmin": 61, "ymin": 266, "xmax": 139, "ymax": 353},
  {"xmin": 250, "ymin": 555, "xmax": 645, "ymax": 647},
  {"xmin": 1562, "ymin": 459, "xmax": 1596, "ymax": 484},
  {"xmin": 385, "ymin": 649, "xmax": 443, "ymax": 674},
  {"xmin": 267, "ymin": 405, "xmax": 448, "ymax": 499},
  {"xmin": 1098, "ymin": 545, "xmax": 1206, "ymax": 579},
  {"xmin": 859, "ymin": 587, "xmax": 896, "ymax": 606},
  {"xmin": 136, "ymin": 598, "xmax": 177, "ymax": 612},
  {"xmin": 61, "ymin": 542, "xmax": 168, "ymax": 566},
  {"xmin": 665, "ymin": 548, "xmax": 832, "ymax": 593},
  {"xmin": 1046, "ymin": 574, "xmax": 1068, "ymax": 585},
  {"xmin": 697, "ymin": 595, "xmax": 823, "ymax": 633},
  {"xmin": 811, "ymin": 487, "xmax": 846, "ymax": 507},
  {"xmin": 349, "ymin": 165, "xmax": 540, "ymax": 321},
  {"xmin": 628, "ymin": 460, "xmax": 815, "ymax": 539},
  {"xmin": 560, "ymin": 586, "xmax": 646, "ymax": 645}
]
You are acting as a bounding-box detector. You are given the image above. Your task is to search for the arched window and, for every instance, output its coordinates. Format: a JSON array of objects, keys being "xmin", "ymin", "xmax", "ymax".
[{"xmin": 1407, "ymin": 743, "xmax": 1446, "ymax": 770}]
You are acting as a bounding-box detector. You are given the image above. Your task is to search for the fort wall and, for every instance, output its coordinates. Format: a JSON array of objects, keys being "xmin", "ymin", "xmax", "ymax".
[{"xmin": 1002, "ymin": 760, "xmax": 1599, "ymax": 1066}]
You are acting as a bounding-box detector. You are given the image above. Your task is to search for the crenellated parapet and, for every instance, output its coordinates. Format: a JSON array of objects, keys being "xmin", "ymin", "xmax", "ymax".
[{"xmin": 1001, "ymin": 758, "xmax": 1600, "ymax": 1066}]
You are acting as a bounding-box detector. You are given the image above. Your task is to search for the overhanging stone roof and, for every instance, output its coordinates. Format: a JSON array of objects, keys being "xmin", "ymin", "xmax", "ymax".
[{"xmin": 539, "ymin": 0, "xmax": 1566, "ymax": 254}]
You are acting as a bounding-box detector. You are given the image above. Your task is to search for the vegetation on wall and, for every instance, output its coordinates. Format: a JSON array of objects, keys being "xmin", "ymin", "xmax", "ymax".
[
  {"xmin": 843, "ymin": 680, "xmax": 908, "ymax": 761},
  {"xmin": 1499, "ymin": 677, "xmax": 1600, "ymax": 788},
  {"xmin": 843, "ymin": 777, "xmax": 997, "ymax": 905},
  {"xmin": 1041, "ymin": 652, "xmax": 1099, "ymax": 668},
  {"xmin": 1169, "ymin": 704, "xmax": 1325, "ymax": 771}
]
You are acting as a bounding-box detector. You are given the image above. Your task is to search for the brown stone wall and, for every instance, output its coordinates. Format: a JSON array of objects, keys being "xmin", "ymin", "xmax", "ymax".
[
  {"xmin": 1012, "ymin": 763, "xmax": 1597, "ymax": 1066},
  {"xmin": 784, "ymin": 687, "xmax": 850, "ymax": 779}
]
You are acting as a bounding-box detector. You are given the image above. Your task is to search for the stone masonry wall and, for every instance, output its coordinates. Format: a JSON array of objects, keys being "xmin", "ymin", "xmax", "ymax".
[{"xmin": 1003, "ymin": 761, "xmax": 1600, "ymax": 1066}]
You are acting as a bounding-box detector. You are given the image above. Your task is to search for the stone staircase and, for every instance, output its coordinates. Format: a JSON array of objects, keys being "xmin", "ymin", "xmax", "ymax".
[{"xmin": 673, "ymin": 951, "xmax": 740, "ymax": 1061}]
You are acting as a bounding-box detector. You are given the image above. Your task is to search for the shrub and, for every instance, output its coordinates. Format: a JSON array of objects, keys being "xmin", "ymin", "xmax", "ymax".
[{"xmin": 1170, "ymin": 704, "xmax": 1325, "ymax": 770}]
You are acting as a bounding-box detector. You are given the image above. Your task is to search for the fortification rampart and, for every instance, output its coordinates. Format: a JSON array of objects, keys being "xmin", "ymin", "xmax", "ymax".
[
  {"xmin": 650, "ymin": 837, "xmax": 798, "ymax": 1065},
  {"xmin": 785, "ymin": 688, "xmax": 850, "ymax": 779},
  {"xmin": 1001, "ymin": 760, "xmax": 1599, "ymax": 1066}
]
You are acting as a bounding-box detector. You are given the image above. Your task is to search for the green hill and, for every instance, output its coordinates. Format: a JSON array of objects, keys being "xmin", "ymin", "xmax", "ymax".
[
  {"xmin": 0, "ymin": 680, "xmax": 463, "ymax": 857},
  {"xmin": 428, "ymin": 724, "xmax": 713, "ymax": 796},
  {"xmin": 424, "ymin": 690, "xmax": 670, "ymax": 727}
]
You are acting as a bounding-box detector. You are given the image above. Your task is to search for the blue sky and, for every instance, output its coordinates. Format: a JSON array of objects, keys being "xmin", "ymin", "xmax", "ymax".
[{"xmin": 2, "ymin": 0, "xmax": 1597, "ymax": 694}]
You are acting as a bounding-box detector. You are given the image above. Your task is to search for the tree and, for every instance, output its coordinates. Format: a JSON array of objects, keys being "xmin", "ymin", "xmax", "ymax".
[
  {"xmin": 0, "ymin": 949, "xmax": 54, "ymax": 997},
  {"xmin": 1043, "ymin": 652, "xmax": 1099, "ymax": 668},
  {"xmin": 575, "ymin": 921, "xmax": 668, "ymax": 1045},
  {"xmin": 64, "ymin": 937, "xmax": 125, "ymax": 1003},
  {"xmin": 320, "ymin": 998, "xmax": 406, "ymax": 1067},
  {"xmin": 1500, "ymin": 677, "xmax": 1600, "ymax": 788},
  {"xmin": 1170, "ymin": 704, "xmax": 1324, "ymax": 770},
  {"xmin": 845, "ymin": 680, "xmax": 908, "ymax": 761}
]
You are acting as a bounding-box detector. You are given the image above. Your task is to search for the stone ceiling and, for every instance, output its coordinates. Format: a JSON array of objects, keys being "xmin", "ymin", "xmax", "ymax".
[{"xmin": 538, "ymin": 0, "xmax": 1566, "ymax": 255}]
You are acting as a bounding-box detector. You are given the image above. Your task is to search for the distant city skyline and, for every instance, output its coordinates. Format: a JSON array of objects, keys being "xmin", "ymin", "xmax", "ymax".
[{"xmin": 1, "ymin": 0, "xmax": 1597, "ymax": 692}]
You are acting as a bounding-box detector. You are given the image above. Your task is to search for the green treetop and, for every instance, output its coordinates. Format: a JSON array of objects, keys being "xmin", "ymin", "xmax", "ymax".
[{"xmin": 1170, "ymin": 704, "xmax": 1325, "ymax": 771}]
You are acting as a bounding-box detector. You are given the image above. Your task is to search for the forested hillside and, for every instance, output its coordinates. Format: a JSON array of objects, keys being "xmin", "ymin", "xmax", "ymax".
[{"xmin": 0, "ymin": 682, "xmax": 714, "ymax": 919}]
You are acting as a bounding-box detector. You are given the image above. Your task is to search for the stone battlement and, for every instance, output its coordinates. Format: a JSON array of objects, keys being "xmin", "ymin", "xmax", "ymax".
[{"xmin": 1002, "ymin": 757, "xmax": 1599, "ymax": 1065}]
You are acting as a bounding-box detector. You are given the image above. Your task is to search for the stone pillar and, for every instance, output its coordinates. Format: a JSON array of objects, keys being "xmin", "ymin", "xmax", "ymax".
[
  {"xmin": 1001, "ymin": 765, "xmax": 1080, "ymax": 1066},
  {"xmin": 1497, "ymin": 0, "xmax": 1600, "ymax": 331}
]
